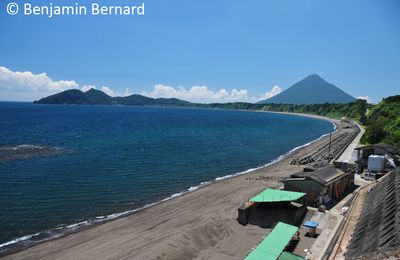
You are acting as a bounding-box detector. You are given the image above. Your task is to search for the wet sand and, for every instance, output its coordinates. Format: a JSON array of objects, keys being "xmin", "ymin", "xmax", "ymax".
[{"xmin": 3, "ymin": 116, "xmax": 343, "ymax": 260}]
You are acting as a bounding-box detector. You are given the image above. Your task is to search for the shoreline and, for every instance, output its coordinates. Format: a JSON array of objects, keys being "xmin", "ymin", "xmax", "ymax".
[{"xmin": 1, "ymin": 113, "xmax": 340, "ymax": 259}]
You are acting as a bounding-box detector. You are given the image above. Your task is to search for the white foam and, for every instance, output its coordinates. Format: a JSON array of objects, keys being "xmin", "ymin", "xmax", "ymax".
[
  {"xmin": 161, "ymin": 192, "xmax": 184, "ymax": 202},
  {"xmin": 188, "ymin": 186, "xmax": 199, "ymax": 192},
  {"xmin": 0, "ymin": 233, "xmax": 40, "ymax": 249},
  {"xmin": 215, "ymin": 174, "xmax": 233, "ymax": 181},
  {"xmin": 65, "ymin": 221, "xmax": 89, "ymax": 229},
  {"xmin": 12, "ymin": 144, "xmax": 44, "ymax": 150},
  {"xmin": 187, "ymin": 180, "xmax": 211, "ymax": 191}
]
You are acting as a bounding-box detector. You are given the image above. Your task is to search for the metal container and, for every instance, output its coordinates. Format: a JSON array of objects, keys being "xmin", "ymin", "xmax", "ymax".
[{"xmin": 368, "ymin": 155, "xmax": 385, "ymax": 172}]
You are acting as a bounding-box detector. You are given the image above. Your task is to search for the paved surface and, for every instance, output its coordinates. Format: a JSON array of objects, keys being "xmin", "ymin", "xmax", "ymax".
[
  {"xmin": 354, "ymin": 173, "xmax": 371, "ymax": 186},
  {"xmin": 293, "ymin": 210, "xmax": 319, "ymax": 257},
  {"xmin": 291, "ymin": 123, "xmax": 366, "ymax": 259},
  {"xmin": 307, "ymin": 191, "xmax": 358, "ymax": 260},
  {"xmin": 336, "ymin": 122, "xmax": 364, "ymax": 163}
]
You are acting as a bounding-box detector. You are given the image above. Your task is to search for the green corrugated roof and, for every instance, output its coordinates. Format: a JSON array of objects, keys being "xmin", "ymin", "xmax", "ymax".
[
  {"xmin": 278, "ymin": 252, "xmax": 305, "ymax": 260},
  {"xmin": 245, "ymin": 248, "xmax": 276, "ymax": 260},
  {"xmin": 250, "ymin": 189, "xmax": 306, "ymax": 203},
  {"xmin": 244, "ymin": 222, "xmax": 299, "ymax": 260}
]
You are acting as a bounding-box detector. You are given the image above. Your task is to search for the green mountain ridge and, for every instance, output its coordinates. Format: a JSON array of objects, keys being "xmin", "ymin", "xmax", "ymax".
[
  {"xmin": 34, "ymin": 89, "xmax": 91, "ymax": 104},
  {"xmin": 85, "ymin": 88, "xmax": 113, "ymax": 104},
  {"xmin": 34, "ymin": 89, "xmax": 192, "ymax": 107}
]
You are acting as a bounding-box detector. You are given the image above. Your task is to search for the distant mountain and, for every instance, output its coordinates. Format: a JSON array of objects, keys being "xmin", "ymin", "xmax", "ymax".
[
  {"xmin": 34, "ymin": 89, "xmax": 192, "ymax": 107},
  {"xmin": 85, "ymin": 88, "xmax": 113, "ymax": 104},
  {"xmin": 34, "ymin": 75, "xmax": 357, "ymax": 107},
  {"xmin": 258, "ymin": 74, "xmax": 356, "ymax": 104},
  {"xmin": 34, "ymin": 89, "xmax": 93, "ymax": 104}
]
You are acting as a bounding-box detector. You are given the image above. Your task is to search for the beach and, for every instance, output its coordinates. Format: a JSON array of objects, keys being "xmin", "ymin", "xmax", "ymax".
[{"xmin": 3, "ymin": 116, "xmax": 345, "ymax": 260}]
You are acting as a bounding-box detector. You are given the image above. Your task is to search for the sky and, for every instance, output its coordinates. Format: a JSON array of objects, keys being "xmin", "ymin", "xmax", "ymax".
[{"xmin": 0, "ymin": 0, "xmax": 399, "ymax": 103}]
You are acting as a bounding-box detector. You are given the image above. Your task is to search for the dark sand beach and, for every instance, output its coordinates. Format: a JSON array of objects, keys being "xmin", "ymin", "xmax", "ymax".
[{"xmin": 3, "ymin": 116, "xmax": 351, "ymax": 260}]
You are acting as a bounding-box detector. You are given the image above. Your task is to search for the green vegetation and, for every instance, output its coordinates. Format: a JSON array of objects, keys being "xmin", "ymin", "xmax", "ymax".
[
  {"xmin": 193, "ymin": 99, "xmax": 370, "ymax": 121},
  {"xmin": 204, "ymin": 98, "xmax": 399, "ymax": 147},
  {"xmin": 260, "ymin": 99, "xmax": 370, "ymax": 120},
  {"xmin": 361, "ymin": 95, "xmax": 400, "ymax": 146},
  {"xmin": 257, "ymin": 96, "xmax": 399, "ymax": 147}
]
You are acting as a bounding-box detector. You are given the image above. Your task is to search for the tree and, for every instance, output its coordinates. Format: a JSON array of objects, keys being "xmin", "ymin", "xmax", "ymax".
[{"xmin": 364, "ymin": 120, "xmax": 386, "ymax": 144}]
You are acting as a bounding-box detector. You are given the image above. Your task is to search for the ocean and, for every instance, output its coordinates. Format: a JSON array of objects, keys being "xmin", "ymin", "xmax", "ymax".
[{"xmin": 0, "ymin": 102, "xmax": 333, "ymax": 252}]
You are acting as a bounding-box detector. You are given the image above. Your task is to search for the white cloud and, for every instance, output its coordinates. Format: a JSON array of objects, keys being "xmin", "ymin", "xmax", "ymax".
[
  {"xmin": 122, "ymin": 88, "xmax": 133, "ymax": 97},
  {"xmin": 81, "ymin": 85, "xmax": 96, "ymax": 92},
  {"xmin": 0, "ymin": 66, "xmax": 125, "ymax": 101},
  {"xmin": 142, "ymin": 84, "xmax": 280, "ymax": 103},
  {"xmin": 82, "ymin": 85, "xmax": 131, "ymax": 97},
  {"xmin": 0, "ymin": 66, "xmax": 80, "ymax": 101},
  {"xmin": 101, "ymin": 86, "xmax": 115, "ymax": 97},
  {"xmin": 0, "ymin": 66, "xmax": 282, "ymax": 103},
  {"xmin": 141, "ymin": 84, "xmax": 249, "ymax": 103},
  {"xmin": 261, "ymin": 85, "xmax": 282, "ymax": 99},
  {"xmin": 98, "ymin": 86, "xmax": 133, "ymax": 97},
  {"xmin": 357, "ymin": 96, "xmax": 374, "ymax": 104}
]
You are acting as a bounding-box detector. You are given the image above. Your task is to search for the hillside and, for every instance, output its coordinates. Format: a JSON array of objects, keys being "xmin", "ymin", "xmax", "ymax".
[
  {"xmin": 34, "ymin": 89, "xmax": 192, "ymax": 107},
  {"xmin": 259, "ymin": 99, "xmax": 370, "ymax": 120},
  {"xmin": 361, "ymin": 95, "xmax": 400, "ymax": 146},
  {"xmin": 258, "ymin": 74, "xmax": 356, "ymax": 104},
  {"xmin": 34, "ymin": 89, "xmax": 93, "ymax": 104},
  {"xmin": 85, "ymin": 88, "xmax": 113, "ymax": 104}
]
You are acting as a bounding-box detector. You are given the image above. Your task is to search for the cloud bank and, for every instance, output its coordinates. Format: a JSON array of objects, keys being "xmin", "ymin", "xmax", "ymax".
[
  {"xmin": 0, "ymin": 66, "xmax": 133, "ymax": 101},
  {"xmin": 0, "ymin": 66, "xmax": 79, "ymax": 101},
  {"xmin": 142, "ymin": 84, "xmax": 282, "ymax": 103},
  {"xmin": 0, "ymin": 66, "xmax": 281, "ymax": 103}
]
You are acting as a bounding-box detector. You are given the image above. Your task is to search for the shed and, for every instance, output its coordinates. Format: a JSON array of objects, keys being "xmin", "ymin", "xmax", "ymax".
[
  {"xmin": 283, "ymin": 166, "xmax": 353, "ymax": 206},
  {"xmin": 238, "ymin": 189, "xmax": 307, "ymax": 228}
]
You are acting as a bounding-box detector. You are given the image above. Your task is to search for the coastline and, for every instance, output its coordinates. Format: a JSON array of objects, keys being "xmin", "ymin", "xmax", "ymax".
[{"xmin": 2, "ymin": 113, "xmax": 340, "ymax": 260}]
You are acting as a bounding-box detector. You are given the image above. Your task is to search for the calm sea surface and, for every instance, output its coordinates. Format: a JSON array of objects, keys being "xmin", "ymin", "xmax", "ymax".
[{"xmin": 0, "ymin": 102, "xmax": 333, "ymax": 249}]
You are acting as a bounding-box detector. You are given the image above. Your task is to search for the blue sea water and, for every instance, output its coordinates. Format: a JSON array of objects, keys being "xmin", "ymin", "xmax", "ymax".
[{"xmin": 0, "ymin": 102, "xmax": 333, "ymax": 250}]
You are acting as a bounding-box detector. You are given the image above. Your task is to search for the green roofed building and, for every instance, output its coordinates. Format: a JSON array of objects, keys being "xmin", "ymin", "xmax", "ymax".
[
  {"xmin": 238, "ymin": 189, "xmax": 307, "ymax": 228},
  {"xmin": 245, "ymin": 222, "xmax": 304, "ymax": 260},
  {"xmin": 250, "ymin": 189, "xmax": 306, "ymax": 203}
]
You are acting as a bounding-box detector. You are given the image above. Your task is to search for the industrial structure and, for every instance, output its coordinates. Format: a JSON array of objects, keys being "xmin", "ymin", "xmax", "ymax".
[
  {"xmin": 355, "ymin": 144, "xmax": 399, "ymax": 173},
  {"xmin": 282, "ymin": 166, "xmax": 354, "ymax": 206}
]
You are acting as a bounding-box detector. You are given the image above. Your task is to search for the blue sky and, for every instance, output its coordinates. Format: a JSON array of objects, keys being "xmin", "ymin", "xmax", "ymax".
[{"xmin": 0, "ymin": 0, "xmax": 399, "ymax": 102}]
